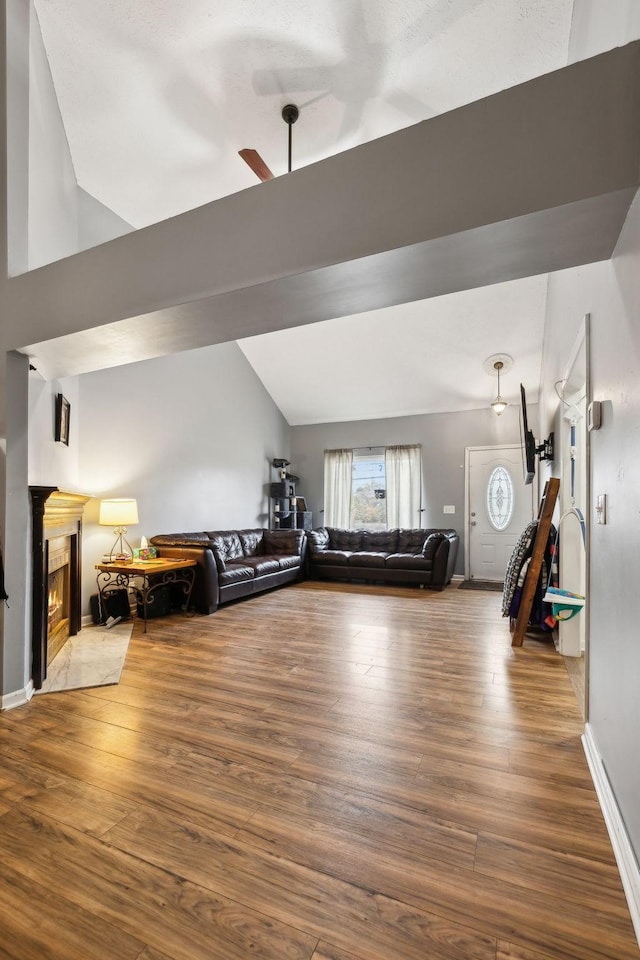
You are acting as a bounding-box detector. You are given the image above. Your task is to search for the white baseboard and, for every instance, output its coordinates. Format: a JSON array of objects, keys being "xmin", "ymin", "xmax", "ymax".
[
  {"xmin": 583, "ymin": 723, "xmax": 640, "ymax": 946},
  {"xmin": 1, "ymin": 679, "xmax": 35, "ymax": 711}
]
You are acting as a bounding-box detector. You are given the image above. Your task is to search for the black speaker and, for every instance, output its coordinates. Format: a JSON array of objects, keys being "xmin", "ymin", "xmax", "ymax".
[{"xmin": 90, "ymin": 588, "xmax": 131, "ymax": 625}]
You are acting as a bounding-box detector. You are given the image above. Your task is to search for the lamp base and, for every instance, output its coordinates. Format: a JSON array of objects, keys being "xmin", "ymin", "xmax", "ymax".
[{"xmin": 108, "ymin": 528, "xmax": 134, "ymax": 563}]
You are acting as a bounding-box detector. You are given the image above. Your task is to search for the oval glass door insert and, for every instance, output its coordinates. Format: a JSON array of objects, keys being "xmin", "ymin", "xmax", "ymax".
[{"xmin": 486, "ymin": 466, "xmax": 514, "ymax": 531}]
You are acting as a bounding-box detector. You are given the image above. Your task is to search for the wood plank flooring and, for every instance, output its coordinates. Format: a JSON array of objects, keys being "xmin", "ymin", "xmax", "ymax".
[{"xmin": 1, "ymin": 580, "xmax": 638, "ymax": 960}]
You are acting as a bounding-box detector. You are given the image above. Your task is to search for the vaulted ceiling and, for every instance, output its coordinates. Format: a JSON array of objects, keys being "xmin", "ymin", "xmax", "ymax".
[{"xmin": 32, "ymin": 1, "xmax": 589, "ymax": 422}]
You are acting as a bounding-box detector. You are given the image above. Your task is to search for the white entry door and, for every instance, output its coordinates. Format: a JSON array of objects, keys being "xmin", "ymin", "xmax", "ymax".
[{"xmin": 465, "ymin": 445, "xmax": 536, "ymax": 581}]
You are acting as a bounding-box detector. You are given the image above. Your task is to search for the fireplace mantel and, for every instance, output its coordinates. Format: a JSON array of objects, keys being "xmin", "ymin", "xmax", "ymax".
[{"xmin": 29, "ymin": 487, "xmax": 92, "ymax": 689}]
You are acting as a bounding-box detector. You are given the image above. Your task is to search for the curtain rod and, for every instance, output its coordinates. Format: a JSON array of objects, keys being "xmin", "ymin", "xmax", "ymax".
[{"xmin": 326, "ymin": 444, "xmax": 421, "ymax": 453}]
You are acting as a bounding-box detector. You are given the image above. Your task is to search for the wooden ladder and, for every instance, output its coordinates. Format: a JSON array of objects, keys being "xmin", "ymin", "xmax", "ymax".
[{"xmin": 511, "ymin": 477, "xmax": 560, "ymax": 647}]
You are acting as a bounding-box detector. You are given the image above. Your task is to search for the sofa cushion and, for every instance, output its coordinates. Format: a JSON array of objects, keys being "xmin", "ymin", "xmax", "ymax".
[
  {"xmin": 312, "ymin": 550, "xmax": 351, "ymax": 566},
  {"xmin": 239, "ymin": 529, "xmax": 264, "ymax": 557},
  {"xmin": 385, "ymin": 553, "xmax": 432, "ymax": 570},
  {"xmin": 307, "ymin": 528, "xmax": 329, "ymax": 553},
  {"xmin": 264, "ymin": 529, "xmax": 304, "ymax": 556},
  {"xmin": 348, "ymin": 551, "xmax": 387, "ymax": 568},
  {"xmin": 361, "ymin": 530, "xmax": 398, "ymax": 553},
  {"xmin": 239, "ymin": 556, "xmax": 281, "ymax": 577},
  {"xmin": 208, "ymin": 532, "xmax": 244, "ymax": 572},
  {"xmin": 397, "ymin": 529, "xmax": 428, "ymax": 553},
  {"xmin": 278, "ymin": 554, "xmax": 302, "ymax": 571},
  {"xmin": 329, "ymin": 529, "xmax": 363, "ymax": 550},
  {"xmin": 219, "ymin": 563, "xmax": 255, "ymax": 584}
]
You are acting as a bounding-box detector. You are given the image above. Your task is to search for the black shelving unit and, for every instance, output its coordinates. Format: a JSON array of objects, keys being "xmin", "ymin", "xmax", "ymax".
[{"xmin": 270, "ymin": 461, "xmax": 312, "ymax": 530}]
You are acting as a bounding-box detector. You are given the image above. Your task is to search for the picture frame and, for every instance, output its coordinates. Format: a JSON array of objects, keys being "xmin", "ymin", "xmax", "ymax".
[{"xmin": 55, "ymin": 393, "xmax": 70, "ymax": 445}]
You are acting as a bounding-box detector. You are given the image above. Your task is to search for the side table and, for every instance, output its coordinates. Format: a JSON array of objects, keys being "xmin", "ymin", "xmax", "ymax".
[{"xmin": 95, "ymin": 558, "xmax": 197, "ymax": 633}]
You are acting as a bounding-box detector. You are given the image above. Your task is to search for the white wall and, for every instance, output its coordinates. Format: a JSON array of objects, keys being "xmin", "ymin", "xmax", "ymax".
[
  {"xmin": 569, "ymin": 0, "xmax": 640, "ymax": 61},
  {"xmin": 77, "ymin": 188, "xmax": 134, "ymax": 252},
  {"xmin": 290, "ymin": 404, "xmax": 528, "ymax": 577},
  {"xmin": 18, "ymin": 4, "xmax": 135, "ymax": 274},
  {"xmin": 27, "ymin": 2, "xmax": 78, "ymax": 270},
  {"xmin": 28, "ymin": 370, "xmax": 80, "ymax": 488},
  {"xmin": 77, "ymin": 341, "xmax": 290, "ymax": 611}
]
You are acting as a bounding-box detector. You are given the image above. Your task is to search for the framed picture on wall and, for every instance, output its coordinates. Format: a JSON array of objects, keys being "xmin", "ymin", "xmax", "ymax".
[{"xmin": 55, "ymin": 393, "xmax": 70, "ymax": 445}]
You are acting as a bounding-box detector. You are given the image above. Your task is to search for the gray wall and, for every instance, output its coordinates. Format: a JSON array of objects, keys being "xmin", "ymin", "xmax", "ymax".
[
  {"xmin": 539, "ymin": 194, "xmax": 640, "ymax": 867},
  {"xmin": 76, "ymin": 341, "xmax": 290, "ymax": 612},
  {"xmin": 290, "ymin": 404, "xmax": 527, "ymax": 576}
]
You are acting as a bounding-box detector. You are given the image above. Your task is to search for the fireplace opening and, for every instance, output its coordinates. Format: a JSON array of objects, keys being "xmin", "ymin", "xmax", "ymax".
[{"xmin": 47, "ymin": 535, "xmax": 72, "ymax": 666}]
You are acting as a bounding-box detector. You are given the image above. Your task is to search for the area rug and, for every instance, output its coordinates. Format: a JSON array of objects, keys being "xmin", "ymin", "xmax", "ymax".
[
  {"xmin": 36, "ymin": 621, "xmax": 133, "ymax": 694},
  {"xmin": 458, "ymin": 579, "xmax": 504, "ymax": 592}
]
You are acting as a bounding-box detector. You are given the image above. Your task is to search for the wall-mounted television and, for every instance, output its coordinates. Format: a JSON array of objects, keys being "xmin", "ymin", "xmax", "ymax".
[{"xmin": 520, "ymin": 384, "xmax": 537, "ymax": 485}]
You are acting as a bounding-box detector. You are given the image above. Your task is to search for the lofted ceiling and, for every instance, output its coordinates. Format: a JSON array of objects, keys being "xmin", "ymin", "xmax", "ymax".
[{"xmin": 33, "ymin": 0, "xmax": 578, "ymax": 423}]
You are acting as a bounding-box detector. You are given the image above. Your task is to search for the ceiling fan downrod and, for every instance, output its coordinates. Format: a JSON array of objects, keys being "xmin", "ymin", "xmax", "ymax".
[{"xmin": 282, "ymin": 103, "xmax": 299, "ymax": 174}]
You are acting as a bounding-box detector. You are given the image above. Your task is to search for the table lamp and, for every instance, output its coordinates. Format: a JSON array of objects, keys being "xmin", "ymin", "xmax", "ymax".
[{"xmin": 99, "ymin": 498, "xmax": 139, "ymax": 561}]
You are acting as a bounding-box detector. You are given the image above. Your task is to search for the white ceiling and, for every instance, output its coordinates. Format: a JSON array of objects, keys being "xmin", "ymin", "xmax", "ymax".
[
  {"xmin": 238, "ymin": 274, "xmax": 549, "ymax": 424},
  {"xmin": 33, "ymin": 0, "xmax": 577, "ymax": 423}
]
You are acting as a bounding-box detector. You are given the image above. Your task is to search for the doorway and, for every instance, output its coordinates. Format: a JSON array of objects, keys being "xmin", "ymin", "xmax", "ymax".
[
  {"xmin": 465, "ymin": 444, "xmax": 536, "ymax": 581},
  {"xmin": 556, "ymin": 317, "xmax": 590, "ymax": 717}
]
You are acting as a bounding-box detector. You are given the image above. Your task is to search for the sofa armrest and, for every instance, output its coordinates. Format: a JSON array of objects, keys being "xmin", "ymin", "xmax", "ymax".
[
  {"xmin": 153, "ymin": 545, "xmax": 219, "ymax": 614},
  {"xmin": 428, "ymin": 533, "xmax": 459, "ymax": 588}
]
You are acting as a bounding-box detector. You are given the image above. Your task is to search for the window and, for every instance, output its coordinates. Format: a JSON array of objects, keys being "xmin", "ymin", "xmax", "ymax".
[
  {"xmin": 486, "ymin": 465, "xmax": 514, "ymax": 531},
  {"xmin": 351, "ymin": 450, "xmax": 386, "ymax": 530},
  {"xmin": 324, "ymin": 445, "xmax": 421, "ymax": 529}
]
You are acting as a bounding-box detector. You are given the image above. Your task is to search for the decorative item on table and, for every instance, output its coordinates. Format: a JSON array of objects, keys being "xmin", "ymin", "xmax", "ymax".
[
  {"xmin": 99, "ymin": 498, "xmax": 139, "ymax": 561},
  {"xmin": 133, "ymin": 546, "xmax": 158, "ymax": 561}
]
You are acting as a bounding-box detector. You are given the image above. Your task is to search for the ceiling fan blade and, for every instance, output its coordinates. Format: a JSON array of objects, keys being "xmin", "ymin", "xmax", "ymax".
[{"xmin": 239, "ymin": 149, "xmax": 274, "ymax": 182}]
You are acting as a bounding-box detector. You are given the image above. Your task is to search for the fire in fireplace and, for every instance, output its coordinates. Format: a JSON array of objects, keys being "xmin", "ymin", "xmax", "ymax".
[{"xmin": 47, "ymin": 535, "xmax": 72, "ymax": 665}]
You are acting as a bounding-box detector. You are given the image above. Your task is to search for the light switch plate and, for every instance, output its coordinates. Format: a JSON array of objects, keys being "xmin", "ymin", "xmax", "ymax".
[
  {"xmin": 443, "ymin": 505, "xmax": 455, "ymax": 514},
  {"xmin": 596, "ymin": 494, "xmax": 606, "ymax": 524}
]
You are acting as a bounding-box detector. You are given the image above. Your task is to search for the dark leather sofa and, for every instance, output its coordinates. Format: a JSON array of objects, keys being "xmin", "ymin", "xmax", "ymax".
[
  {"xmin": 150, "ymin": 528, "xmax": 306, "ymax": 614},
  {"xmin": 307, "ymin": 527, "xmax": 459, "ymax": 590}
]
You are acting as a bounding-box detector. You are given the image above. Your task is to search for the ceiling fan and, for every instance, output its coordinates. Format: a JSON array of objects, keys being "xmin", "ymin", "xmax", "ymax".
[{"xmin": 239, "ymin": 103, "xmax": 299, "ymax": 182}]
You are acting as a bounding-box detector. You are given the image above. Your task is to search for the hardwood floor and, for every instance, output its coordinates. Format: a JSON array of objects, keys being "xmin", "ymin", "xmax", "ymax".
[{"xmin": 0, "ymin": 580, "xmax": 637, "ymax": 960}]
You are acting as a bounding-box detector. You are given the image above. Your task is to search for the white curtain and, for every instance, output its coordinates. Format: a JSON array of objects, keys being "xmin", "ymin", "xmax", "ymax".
[
  {"xmin": 323, "ymin": 449, "xmax": 353, "ymax": 527},
  {"xmin": 385, "ymin": 445, "xmax": 422, "ymax": 528}
]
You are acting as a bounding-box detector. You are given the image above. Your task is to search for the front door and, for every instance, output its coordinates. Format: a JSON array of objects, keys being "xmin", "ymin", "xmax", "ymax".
[{"xmin": 465, "ymin": 445, "xmax": 536, "ymax": 581}]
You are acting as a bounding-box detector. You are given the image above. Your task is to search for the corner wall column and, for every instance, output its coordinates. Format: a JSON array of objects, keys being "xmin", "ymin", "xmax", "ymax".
[{"xmin": 2, "ymin": 351, "xmax": 32, "ymax": 704}]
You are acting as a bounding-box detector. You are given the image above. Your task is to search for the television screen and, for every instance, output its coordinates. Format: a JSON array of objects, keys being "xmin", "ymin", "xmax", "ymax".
[{"xmin": 520, "ymin": 384, "xmax": 536, "ymax": 485}]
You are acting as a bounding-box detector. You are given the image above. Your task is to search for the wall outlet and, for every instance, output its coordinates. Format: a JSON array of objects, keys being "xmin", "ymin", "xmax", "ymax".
[{"xmin": 443, "ymin": 505, "xmax": 455, "ymax": 514}]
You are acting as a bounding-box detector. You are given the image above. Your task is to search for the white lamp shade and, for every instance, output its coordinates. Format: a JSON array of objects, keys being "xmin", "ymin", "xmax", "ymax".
[{"xmin": 99, "ymin": 498, "xmax": 139, "ymax": 526}]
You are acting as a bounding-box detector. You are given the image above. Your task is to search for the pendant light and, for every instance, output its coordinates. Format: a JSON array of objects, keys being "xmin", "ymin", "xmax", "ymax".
[
  {"xmin": 483, "ymin": 353, "xmax": 513, "ymax": 415},
  {"xmin": 491, "ymin": 361, "xmax": 507, "ymax": 415}
]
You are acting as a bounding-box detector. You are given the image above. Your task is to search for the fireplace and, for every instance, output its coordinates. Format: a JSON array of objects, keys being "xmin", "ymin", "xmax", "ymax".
[
  {"xmin": 47, "ymin": 534, "xmax": 72, "ymax": 665},
  {"xmin": 30, "ymin": 488, "xmax": 91, "ymax": 689}
]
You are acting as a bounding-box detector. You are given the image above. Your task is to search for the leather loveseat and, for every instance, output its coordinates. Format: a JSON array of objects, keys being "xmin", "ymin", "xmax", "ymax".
[
  {"xmin": 150, "ymin": 528, "xmax": 306, "ymax": 614},
  {"xmin": 307, "ymin": 527, "xmax": 459, "ymax": 590}
]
